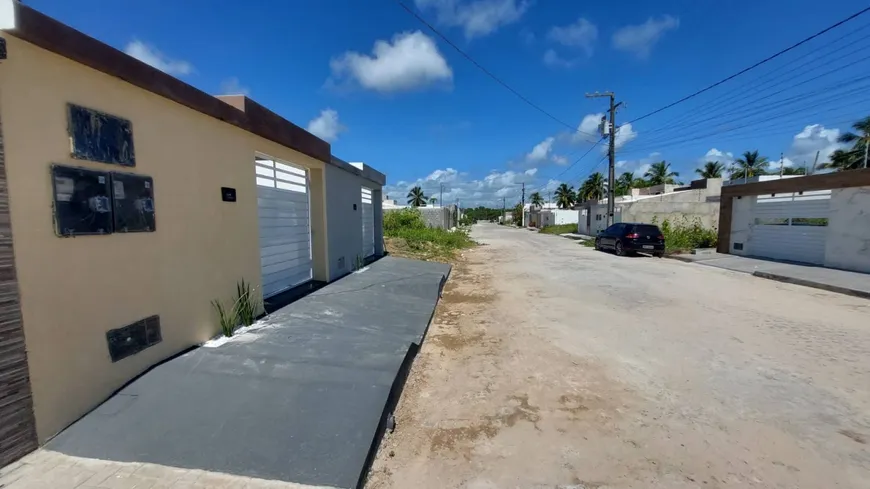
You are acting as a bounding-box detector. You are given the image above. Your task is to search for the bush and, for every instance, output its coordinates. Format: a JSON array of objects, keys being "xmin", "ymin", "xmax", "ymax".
[
  {"xmin": 539, "ymin": 223, "xmax": 577, "ymax": 235},
  {"xmin": 652, "ymin": 215, "xmax": 718, "ymax": 253},
  {"xmin": 384, "ymin": 208, "xmax": 427, "ymax": 234},
  {"xmin": 384, "ymin": 207, "xmax": 475, "ymax": 261}
]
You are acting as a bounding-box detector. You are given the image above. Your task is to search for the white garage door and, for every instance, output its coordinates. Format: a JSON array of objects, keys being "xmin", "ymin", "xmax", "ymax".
[
  {"xmin": 748, "ymin": 190, "xmax": 830, "ymax": 265},
  {"xmin": 255, "ymin": 157, "xmax": 313, "ymax": 298},
  {"xmin": 361, "ymin": 187, "xmax": 375, "ymax": 258}
]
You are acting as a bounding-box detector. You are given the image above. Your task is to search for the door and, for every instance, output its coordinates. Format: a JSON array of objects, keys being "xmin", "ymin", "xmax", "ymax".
[
  {"xmin": 255, "ymin": 157, "xmax": 313, "ymax": 298},
  {"xmin": 747, "ymin": 191, "xmax": 830, "ymax": 264},
  {"xmin": 361, "ymin": 187, "xmax": 375, "ymax": 258},
  {"xmin": 601, "ymin": 224, "xmax": 621, "ymax": 248}
]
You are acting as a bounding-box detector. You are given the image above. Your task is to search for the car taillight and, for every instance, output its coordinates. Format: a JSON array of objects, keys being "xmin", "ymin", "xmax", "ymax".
[
  {"xmin": 658, "ymin": 235, "xmax": 664, "ymax": 240},
  {"xmin": 626, "ymin": 233, "xmax": 640, "ymax": 239}
]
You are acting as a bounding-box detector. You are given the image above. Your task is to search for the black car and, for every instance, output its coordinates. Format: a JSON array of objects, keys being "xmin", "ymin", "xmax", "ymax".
[{"xmin": 594, "ymin": 222, "xmax": 665, "ymax": 257}]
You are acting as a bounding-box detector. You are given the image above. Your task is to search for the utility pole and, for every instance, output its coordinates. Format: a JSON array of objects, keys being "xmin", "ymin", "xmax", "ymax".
[
  {"xmin": 521, "ymin": 182, "xmax": 525, "ymax": 227},
  {"xmin": 779, "ymin": 152, "xmax": 784, "ymax": 177},
  {"xmin": 440, "ymin": 183, "xmax": 444, "ymax": 208},
  {"xmin": 586, "ymin": 91, "xmax": 622, "ymax": 227},
  {"xmin": 502, "ymin": 197, "xmax": 506, "ymax": 224},
  {"xmin": 811, "ymin": 150, "xmax": 820, "ymax": 175}
]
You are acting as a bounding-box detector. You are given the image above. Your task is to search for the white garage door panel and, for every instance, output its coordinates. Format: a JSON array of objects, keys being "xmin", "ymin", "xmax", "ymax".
[
  {"xmin": 256, "ymin": 158, "xmax": 313, "ymax": 298},
  {"xmin": 748, "ymin": 192, "xmax": 830, "ymax": 265},
  {"xmin": 361, "ymin": 187, "xmax": 375, "ymax": 258}
]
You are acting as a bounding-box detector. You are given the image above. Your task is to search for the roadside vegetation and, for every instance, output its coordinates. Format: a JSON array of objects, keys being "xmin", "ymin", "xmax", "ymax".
[
  {"xmin": 652, "ymin": 215, "xmax": 718, "ymax": 254},
  {"xmin": 539, "ymin": 223, "xmax": 577, "ymax": 235},
  {"xmin": 384, "ymin": 208, "xmax": 475, "ymax": 262}
]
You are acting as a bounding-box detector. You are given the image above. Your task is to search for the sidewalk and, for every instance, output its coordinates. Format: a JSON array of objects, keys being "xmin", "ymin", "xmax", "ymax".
[
  {"xmin": 671, "ymin": 252, "xmax": 870, "ymax": 299},
  {"xmin": 2, "ymin": 257, "xmax": 450, "ymax": 489}
]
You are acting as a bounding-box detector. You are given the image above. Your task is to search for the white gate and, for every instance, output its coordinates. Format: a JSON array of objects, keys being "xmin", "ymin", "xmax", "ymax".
[
  {"xmin": 747, "ymin": 190, "xmax": 830, "ymax": 264},
  {"xmin": 255, "ymin": 156, "xmax": 313, "ymax": 298},
  {"xmin": 361, "ymin": 187, "xmax": 375, "ymax": 258}
]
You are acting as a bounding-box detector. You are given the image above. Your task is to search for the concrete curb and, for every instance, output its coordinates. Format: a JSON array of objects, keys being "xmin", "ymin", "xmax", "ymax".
[
  {"xmin": 664, "ymin": 255, "xmax": 695, "ymax": 264},
  {"xmin": 752, "ymin": 271, "xmax": 870, "ymax": 300}
]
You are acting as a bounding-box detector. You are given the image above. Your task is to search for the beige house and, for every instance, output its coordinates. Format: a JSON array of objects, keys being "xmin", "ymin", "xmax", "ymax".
[{"xmin": 0, "ymin": 3, "xmax": 385, "ymax": 467}]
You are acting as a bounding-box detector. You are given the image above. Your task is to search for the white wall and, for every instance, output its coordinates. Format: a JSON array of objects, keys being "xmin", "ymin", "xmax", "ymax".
[
  {"xmin": 825, "ymin": 186, "xmax": 870, "ymax": 273},
  {"xmin": 728, "ymin": 195, "xmax": 753, "ymax": 256},
  {"xmin": 325, "ymin": 164, "xmax": 383, "ymax": 280},
  {"xmin": 554, "ymin": 209, "xmax": 579, "ymax": 225}
]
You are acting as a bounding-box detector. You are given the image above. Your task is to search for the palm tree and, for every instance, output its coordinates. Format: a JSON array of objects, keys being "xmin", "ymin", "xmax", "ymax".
[
  {"xmin": 632, "ymin": 177, "xmax": 650, "ymax": 188},
  {"xmin": 615, "ymin": 172, "xmax": 634, "ymax": 196},
  {"xmin": 554, "ymin": 183, "xmax": 576, "ymax": 209},
  {"xmin": 782, "ymin": 166, "xmax": 806, "ymax": 176},
  {"xmin": 530, "ymin": 192, "xmax": 544, "ymax": 207},
  {"xmin": 695, "ymin": 161, "xmax": 725, "ymax": 179},
  {"xmin": 820, "ymin": 148, "xmax": 863, "ymax": 171},
  {"xmin": 838, "ymin": 115, "xmax": 870, "ymax": 165},
  {"xmin": 729, "ymin": 150, "xmax": 769, "ymax": 181},
  {"xmin": 428, "ymin": 197, "xmax": 438, "ymax": 206},
  {"xmin": 579, "ymin": 172, "xmax": 606, "ymax": 201},
  {"xmin": 406, "ymin": 186, "xmax": 427, "ymax": 207},
  {"xmin": 644, "ymin": 161, "xmax": 680, "ymax": 185}
]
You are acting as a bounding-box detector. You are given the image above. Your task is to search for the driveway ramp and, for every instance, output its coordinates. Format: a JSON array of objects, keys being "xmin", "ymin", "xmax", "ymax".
[{"xmin": 47, "ymin": 256, "xmax": 450, "ymax": 489}]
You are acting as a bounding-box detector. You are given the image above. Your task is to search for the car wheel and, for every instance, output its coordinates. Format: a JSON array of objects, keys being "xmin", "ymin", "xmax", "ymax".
[
  {"xmin": 593, "ymin": 238, "xmax": 600, "ymax": 251},
  {"xmin": 653, "ymin": 252, "xmax": 664, "ymax": 258},
  {"xmin": 615, "ymin": 240, "xmax": 625, "ymax": 256}
]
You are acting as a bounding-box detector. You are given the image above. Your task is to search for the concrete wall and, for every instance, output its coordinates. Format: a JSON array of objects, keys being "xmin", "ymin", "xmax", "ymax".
[
  {"xmin": 554, "ymin": 209, "xmax": 579, "ymax": 225},
  {"xmin": 727, "ymin": 195, "xmax": 753, "ymax": 256},
  {"xmin": 385, "ymin": 206, "xmax": 455, "ymax": 229},
  {"xmin": 324, "ymin": 164, "xmax": 383, "ymax": 281},
  {"xmin": 823, "ymin": 186, "xmax": 870, "ymax": 273},
  {"xmin": 0, "ymin": 35, "xmax": 336, "ymax": 442}
]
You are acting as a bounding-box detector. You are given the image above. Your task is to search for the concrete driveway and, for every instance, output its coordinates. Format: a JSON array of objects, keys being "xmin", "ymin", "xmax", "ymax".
[{"xmin": 368, "ymin": 223, "xmax": 870, "ymax": 489}]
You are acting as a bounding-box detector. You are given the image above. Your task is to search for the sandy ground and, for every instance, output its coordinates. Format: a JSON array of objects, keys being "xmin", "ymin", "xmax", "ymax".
[{"xmin": 365, "ymin": 223, "xmax": 870, "ymax": 489}]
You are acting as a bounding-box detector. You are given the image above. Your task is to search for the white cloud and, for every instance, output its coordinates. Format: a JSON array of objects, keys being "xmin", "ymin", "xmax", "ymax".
[
  {"xmin": 614, "ymin": 123, "xmax": 637, "ymax": 149},
  {"xmin": 526, "ymin": 137, "xmax": 555, "ymax": 162},
  {"xmin": 612, "ymin": 15, "xmax": 679, "ymax": 59},
  {"xmin": 787, "ymin": 124, "xmax": 846, "ymax": 169},
  {"xmin": 543, "ymin": 49, "xmax": 578, "ymax": 69},
  {"xmin": 384, "ymin": 167, "xmax": 539, "ymax": 206},
  {"xmin": 330, "ymin": 31, "xmax": 452, "ymax": 92},
  {"xmin": 306, "ymin": 109, "xmax": 346, "ymax": 142},
  {"xmin": 700, "ymin": 148, "xmax": 735, "ymax": 165},
  {"xmin": 551, "ymin": 154, "xmax": 568, "ymax": 165},
  {"xmin": 548, "ymin": 18, "xmax": 597, "ymax": 55},
  {"xmin": 415, "ymin": 0, "xmax": 531, "ymax": 39},
  {"xmin": 615, "ymin": 152, "xmax": 661, "ymax": 177},
  {"xmin": 573, "ymin": 113, "xmax": 605, "ymax": 143},
  {"xmin": 125, "ymin": 40, "xmax": 194, "ymax": 76},
  {"xmin": 219, "ymin": 77, "xmax": 250, "ymax": 95}
]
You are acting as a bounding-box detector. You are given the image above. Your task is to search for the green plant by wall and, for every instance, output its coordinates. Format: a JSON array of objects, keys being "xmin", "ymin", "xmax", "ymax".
[
  {"xmin": 212, "ymin": 299, "xmax": 238, "ymax": 337},
  {"xmin": 354, "ymin": 254, "xmax": 365, "ymax": 271},
  {"xmin": 235, "ymin": 280, "xmax": 260, "ymax": 327},
  {"xmin": 651, "ymin": 215, "xmax": 718, "ymax": 253}
]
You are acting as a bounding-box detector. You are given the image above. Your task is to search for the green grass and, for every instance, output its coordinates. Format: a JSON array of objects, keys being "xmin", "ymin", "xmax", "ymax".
[
  {"xmin": 384, "ymin": 208, "xmax": 476, "ymax": 261},
  {"xmin": 539, "ymin": 223, "xmax": 578, "ymax": 235}
]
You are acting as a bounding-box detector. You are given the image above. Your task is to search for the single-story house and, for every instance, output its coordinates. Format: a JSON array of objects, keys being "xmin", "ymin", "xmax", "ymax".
[
  {"xmin": 718, "ymin": 170, "xmax": 870, "ymax": 273},
  {"xmin": 0, "ymin": 2, "xmax": 386, "ymax": 467}
]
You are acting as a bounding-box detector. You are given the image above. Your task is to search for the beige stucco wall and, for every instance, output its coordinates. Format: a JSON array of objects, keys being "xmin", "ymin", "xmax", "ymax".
[{"xmin": 0, "ymin": 35, "xmax": 327, "ymax": 441}]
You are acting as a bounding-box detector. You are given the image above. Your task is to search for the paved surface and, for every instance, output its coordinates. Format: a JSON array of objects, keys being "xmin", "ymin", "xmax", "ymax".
[
  {"xmin": 368, "ymin": 224, "xmax": 870, "ymax": 488},
  {"xmin": 673, "ymin": 252, "xmax": 870, "ymax": 298},
  {"xmin": 3, "ymin": 257, "xmax": 449, "ymax": 489}
]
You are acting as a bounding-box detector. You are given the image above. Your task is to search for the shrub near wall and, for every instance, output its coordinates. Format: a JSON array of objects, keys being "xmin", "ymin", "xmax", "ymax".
[
  {"xmin": 652, "ymin": 215, "xmax": 718, "ymax": 253},
  {"xmin": 384, "ymin": 208, "xmax": 475, "ymax": 260}
]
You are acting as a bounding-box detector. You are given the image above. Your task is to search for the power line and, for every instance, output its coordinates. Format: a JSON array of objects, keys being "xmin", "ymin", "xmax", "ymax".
[
  {"xmin": 639, "ymin": 20, "xmax": 870, "ymax": 135},
  {"xmin": 529, "ymin": 138, "xmax": 605, "ymax": 193},
  {"xmin": 395, "ymin": 0, "xmax": 598, "ymax": 138},
  {"xmin": 624, "ymin": 5, "xmax": 870, "ymax": 125}
]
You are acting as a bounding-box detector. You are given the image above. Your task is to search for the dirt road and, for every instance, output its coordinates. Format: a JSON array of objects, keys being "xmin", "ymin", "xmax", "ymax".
[{"xmin": 366, "ymin": 223, "xmax": 870, "ymax": 489}]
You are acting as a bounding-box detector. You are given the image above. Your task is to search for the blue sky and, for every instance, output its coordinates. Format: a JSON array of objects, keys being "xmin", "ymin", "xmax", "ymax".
[{"xmin": 29, "ymin": 0, "xmax": 870, "ymax": 206}]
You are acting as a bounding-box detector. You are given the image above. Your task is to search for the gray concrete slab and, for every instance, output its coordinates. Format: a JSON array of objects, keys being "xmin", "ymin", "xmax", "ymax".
[
  {"xmin": 47, "ymin": 256, "xmax": 450, "ymax": 489},
  {"xmin": 671, "ymin": 253, "xmax": 870, "ymax": 298}
]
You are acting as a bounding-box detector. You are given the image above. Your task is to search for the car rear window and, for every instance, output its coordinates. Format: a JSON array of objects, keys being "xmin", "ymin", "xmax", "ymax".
[{"xmin": 632, "ymin": 225, "xmax": 661, "ymax": 236}]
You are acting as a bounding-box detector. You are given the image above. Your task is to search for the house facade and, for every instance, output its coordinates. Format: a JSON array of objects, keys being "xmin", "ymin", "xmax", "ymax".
[{"xmin": 0, "ymin": 3, "xmax": 385, "ymax": 467}]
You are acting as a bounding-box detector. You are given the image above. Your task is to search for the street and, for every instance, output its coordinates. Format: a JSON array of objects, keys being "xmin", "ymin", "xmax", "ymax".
[{"xmin": 366, "ymin": 223, "xmax": 870, "ymax": 489}]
